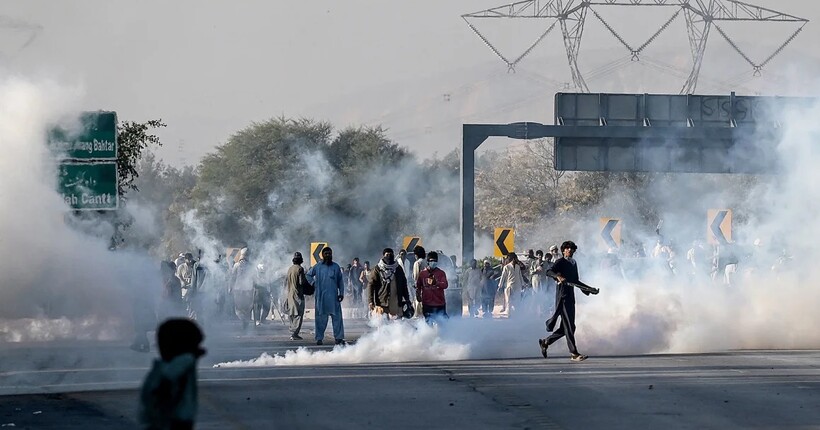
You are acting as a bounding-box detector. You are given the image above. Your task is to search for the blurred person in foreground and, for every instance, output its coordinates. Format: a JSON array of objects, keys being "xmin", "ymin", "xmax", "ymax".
[
  {"xmin": 307, "ymin": 247, "xmax": 346, "ymax": 345},
  {"xmin": 138, "ymin": 318, "xmax": 206, "ymax": 430},
  {"xmin": 416, "ymin": 251, "xmax": 449, "ymax": 322},
  {"xmin": 539, "ymin": 241, "xmax": 590, "ymax": 362}
]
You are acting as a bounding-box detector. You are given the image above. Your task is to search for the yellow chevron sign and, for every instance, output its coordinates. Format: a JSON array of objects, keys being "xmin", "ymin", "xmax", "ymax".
[
  {"xmin": 707, "ymin": 209, "xmax": 732, "ymax": 245},
  {"xmin": 599, "ymin": 218, "xmax": 622, "ymax": 250},
  {"xmin": 310, "ymin": 242, "xmax": 328, "ymax": 266},
  {"xmin": 402, "ymin": 236, "xmax": 422, "ymax": 253},
  {"xmin": 494, "ymin": 228, "xmax": 514, "ymax": 257}
]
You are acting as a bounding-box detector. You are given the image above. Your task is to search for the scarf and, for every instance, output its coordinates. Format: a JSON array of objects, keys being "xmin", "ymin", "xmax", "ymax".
[{"xmin": 377, "ymin": 259, "xmax": 399, "ymax": 285}]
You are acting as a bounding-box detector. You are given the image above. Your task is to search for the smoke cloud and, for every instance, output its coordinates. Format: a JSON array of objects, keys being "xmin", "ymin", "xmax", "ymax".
[{"xmin": 0, "ymin": 76, "xmax": 160, "ymax": 341}]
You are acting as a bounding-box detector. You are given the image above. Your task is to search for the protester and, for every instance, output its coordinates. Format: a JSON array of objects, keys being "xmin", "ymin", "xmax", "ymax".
[
  {"xmin": 530, "ymin": 250, "xmax": 546, "ymax": 293},
  {"xmin": 412, "ymin": 246, "xmax": 427, "ymax": 316},
  {"xmin": 307, "ymin": 247, "xmax": 346, "ymax": 345},
  {"xmin": 284, "ymin": 252, "xmax": 309, "ymax": 340},
  {"xmin": 462, "ymin": 259, "xmax": 482, "ymax": 317},
  {"xmin": 539, "ymin": 241, "xmax": 590, "ymax": 362},
  {"xmin": 252, "ymin": 263, "xmax": 272, "ymax": 326},
  {"xmin": 367, "ymin": 248, "xmax": 411, "ymax": 319},
  {"xmin": 138, "ymin": 318, "xmax": 206, "ymax": 430},
  {"xmin": 498, "ymin": 252, "xmax": 525, "ymax": 316},
  {"xmin": 416, "ymin": 251, "xmax": 449, "ymax": 322},
  {"xmin": 230, "ymin": 247, "xmax": 254, "ymax": 330},
  {"xmin": 349, "ymin": 258, "xmax": 364, "ymax": 307},
  {"xmin": 397, "ymin": 249, "xmax": 415, "ymax": 303},
  {"xmin": 158, "ymin": 260, "xmax": 184, "ymax": 321},
  {"xmin": 480, "ymin": 260, "xmax": 498, "ymax": 317}
]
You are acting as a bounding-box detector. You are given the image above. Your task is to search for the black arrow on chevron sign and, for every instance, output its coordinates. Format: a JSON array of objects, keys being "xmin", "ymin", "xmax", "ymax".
[
  {"xmin": 496, "ymin": 229, "xmax": 511, "ymax": 256},
  {"xmin": 601, "ymin": 219, "xmax": 619, "ymax": 249},
  {"xmin": 405, "ymin": 237, "xmax": 420, "ymax": 253},
  {"xmin": 710, "ymin": 210, "xmax": 729, "ymax": 244},
  {"xmin": 312, "ymin": 243, "xmax": 326, "ymax": 265}
]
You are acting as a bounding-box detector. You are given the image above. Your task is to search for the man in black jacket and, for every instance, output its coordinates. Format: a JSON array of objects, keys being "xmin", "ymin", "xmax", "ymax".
[
  {"xmin": 367, "ymin": 248, "xmax": 412, "ymax": 319},
  {"xmin": 539, "ymin": 241, "xmax": 589, "ymax": 362}
]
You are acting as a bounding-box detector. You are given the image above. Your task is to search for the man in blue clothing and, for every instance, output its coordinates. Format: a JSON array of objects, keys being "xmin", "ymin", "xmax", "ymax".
[{"xmin": 306, "ymin": 247, "xmax": 346, "ymax": 345}]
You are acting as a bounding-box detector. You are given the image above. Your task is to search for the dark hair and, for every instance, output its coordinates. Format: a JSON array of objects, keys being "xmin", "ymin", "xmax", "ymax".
[
  {"xmin": 507, "ymin": 252, "xmax": 518, "ymax": 261},
  {"xmin": 157, "ymin": 318, "xmax": 205, "ymax": 361},
  {"xmin": 426, "ymin": 251, "xmax": 439, "ymax": 261},
  {"xmin": 364, "ymin": 260, "xmax": 370, "ymax": 265},
  {"xmin": 413, "ymin": 245, "xmax": 426, "ymax": 259},
  {"xmin": 560, "ymin": 241, "xmax": 578, "ymax": 251},
  {"xmin": 383, "ymin": 248, "xmax": 394, "ymax": 255},
  {"xmin": 535, "ymin": 250, "xmax": 543, "ymax": 257}
]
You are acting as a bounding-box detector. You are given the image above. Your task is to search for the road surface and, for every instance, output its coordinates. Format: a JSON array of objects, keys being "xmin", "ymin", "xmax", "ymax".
[{"xmin": 1, "ymin": 318, "xmax": 819, "ymax": 429}]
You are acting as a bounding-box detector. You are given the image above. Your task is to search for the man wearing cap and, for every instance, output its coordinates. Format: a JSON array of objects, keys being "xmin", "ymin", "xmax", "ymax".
[
  {"xmin": 284, "ymin": 252, "xmax": 309, "ymax": 340},
  {"xmin": 306, "ymin": 247, "xmax": 346, "ymax": 345},
  {"xmin": 416, "ymin": 251, "xmax": 449, "ymax": 322},
  {"xmin": 539, "ymin": 241, "xmax": 590, "ymax": 362}
]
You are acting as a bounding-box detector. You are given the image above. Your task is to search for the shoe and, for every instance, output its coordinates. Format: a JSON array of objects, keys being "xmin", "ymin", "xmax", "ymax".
[
  {"xmin": 538, "ymin": 338, "xmax": 548, "ymax": 359},
  {"xmin": 335, "ymin": 339, "xmax": 346, "ymax": 345},
  {"xmin": 570, "ymin": 354, "xmax": 588, "ymax": 362},
  {"xmin": 316, "ymin": 340, "xmax": 323, "ymax": 345},
  {"xmin": 290, "ymin": 335, "xmax": 303, "ymax": 340},
  {"xmin": 255, "ymin": 321, "xmax": 261, "ymax": 327}
]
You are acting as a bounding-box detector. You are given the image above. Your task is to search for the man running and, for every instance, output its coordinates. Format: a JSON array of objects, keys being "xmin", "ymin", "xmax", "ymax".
[{"xmin": 538, "ymin": 241, "xmax": 590, "ymax": 362}]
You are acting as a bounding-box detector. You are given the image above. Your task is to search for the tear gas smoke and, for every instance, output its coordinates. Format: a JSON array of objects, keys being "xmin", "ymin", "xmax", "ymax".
[
  {"xmin": 0, "ymin": 77, "xmax": 160, "ymax": 342},
  {"xmin": 211, "ymin": 95, "xmax": 820, "ymax": 367},
  {"xmin": 215, "ymin": 316, "xmax": 470, "ymax": 367}
]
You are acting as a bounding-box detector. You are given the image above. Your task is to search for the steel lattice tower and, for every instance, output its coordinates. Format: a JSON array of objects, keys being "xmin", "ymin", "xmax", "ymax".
[{"xmin": 462, "ymin": 0, "xmax": 808, "ymax": 94}]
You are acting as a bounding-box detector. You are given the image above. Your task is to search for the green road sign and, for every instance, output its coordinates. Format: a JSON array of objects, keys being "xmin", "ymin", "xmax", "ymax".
[
  {"xmin": 59, "ymin": 162, "xmax": 118, "ymax": 210},
  {"xmin": 49, "ymin": 111, "xmax": 118, "ymax": 160}
]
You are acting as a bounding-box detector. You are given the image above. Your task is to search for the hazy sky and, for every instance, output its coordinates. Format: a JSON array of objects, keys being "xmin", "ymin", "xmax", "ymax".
[{"xmin": 3, "ymin": 0, "xmax": 819, "ymax": 165}]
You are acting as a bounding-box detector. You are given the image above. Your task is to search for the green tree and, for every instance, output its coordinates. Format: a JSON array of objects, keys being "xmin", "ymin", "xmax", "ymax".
[{"xmin": 116, "ymin": 119, "xmax": 167, "ymax": 199}]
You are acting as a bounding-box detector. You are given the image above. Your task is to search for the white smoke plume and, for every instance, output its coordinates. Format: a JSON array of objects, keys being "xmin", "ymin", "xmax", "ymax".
[
  {"xmin": 0, "ymin": 76, "xmax": 161, "ymax": 342},
  {"xmin": 215, "ymin": 317, "xmax": 470, "ymax": 367}
]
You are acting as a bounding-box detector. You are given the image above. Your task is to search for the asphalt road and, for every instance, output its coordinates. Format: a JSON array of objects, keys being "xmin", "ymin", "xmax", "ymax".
[{"xmin": 1, "ymin": 318, "xmax": 819, "ymax": 429}]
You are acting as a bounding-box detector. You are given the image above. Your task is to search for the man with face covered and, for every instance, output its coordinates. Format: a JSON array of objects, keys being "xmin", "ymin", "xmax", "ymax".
[
  {"xmin": 539, "ymin": 241, "xmax": 590, "ymax": 362},
  {"xmin": 306, "ymin": 247, "xmax": 346, "ymax": 345},
  {"xmin": 416, "ymin": 251, "xmax": 449, "ymax": 322},
  {"xmin": 367, "ymin": 248, "xmax": 411, "ymax": 319}
]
